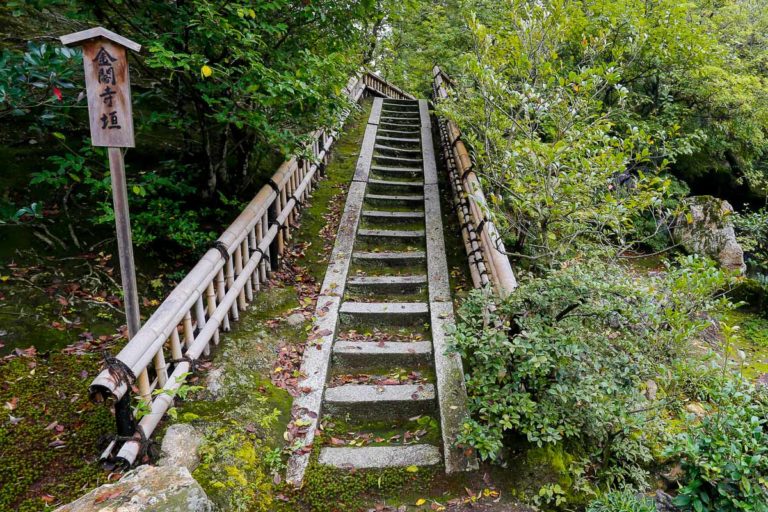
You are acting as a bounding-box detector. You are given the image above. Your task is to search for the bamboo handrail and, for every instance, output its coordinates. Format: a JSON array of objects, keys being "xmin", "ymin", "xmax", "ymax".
[
  {"xmin": 432, "ymin": 66, "xmax": 517, "ymax": 297},
  {"xmin": 90, "ymin": 71, "xmax": 412, "ymax": 467}
]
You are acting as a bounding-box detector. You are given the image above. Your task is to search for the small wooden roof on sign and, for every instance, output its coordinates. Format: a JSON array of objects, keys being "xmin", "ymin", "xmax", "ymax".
[{"xmin": 60, "ymin": 27, "xmax": 141, "ymax": 53}]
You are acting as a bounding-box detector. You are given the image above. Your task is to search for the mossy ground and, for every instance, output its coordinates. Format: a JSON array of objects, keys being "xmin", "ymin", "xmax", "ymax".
[
  {"xmin": 723, "ymin": 307, "xmax": 768, "ymax": 378},
  {"xmin": 0, "ymin": 354, "xmax": 114, "ymax": 511}
]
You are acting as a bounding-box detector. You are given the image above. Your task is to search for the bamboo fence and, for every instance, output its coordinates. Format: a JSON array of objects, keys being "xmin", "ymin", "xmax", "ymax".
[
  {"xmin": 89, "ymin": 71, "xmax": 414, "ymax": 467},
  {"xmin": 432, "ymin": 66, "xmax": 517, "ymax": 297}
]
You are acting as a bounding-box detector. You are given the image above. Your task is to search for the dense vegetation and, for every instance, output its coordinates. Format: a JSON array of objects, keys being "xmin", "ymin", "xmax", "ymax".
[
  {"xmin": 1, "ymin": 0, "xmax": 381, "ymax": 251},
  {"xmin": 2, "ymin": 0, "xmax": 768, "ymax": 510},
  {"xmin": 375, "ymin": 0, "xmax": 768, "ymax": 509}
]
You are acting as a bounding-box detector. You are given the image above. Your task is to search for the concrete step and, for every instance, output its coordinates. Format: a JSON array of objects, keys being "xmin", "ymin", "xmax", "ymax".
[
  {"xmin": 373, "ymin": 154, "xmax": 423, "ymax": 164},
  {"xmin": 352, "ymin": 251, "xmax": 426, "ymax": 265},
  {"xmin": 357, "ymin": 228, "xmax": 425, "ymax": 239},
  {"xmin": 379, "ymin": 120, "xmax": 420, "ymax": 129},
  {"xmin": 319, "ymin": 444, "xmax": 441, "ymax": 469},
  {"xmin": 362, "ymin": 210, "xmax": 425, "ymax": 220},
  {"xmin": 365, "ymin": 193, "xmax": 424, "ymax": 206},
  {"xmin": 370, "ymin": 165, "xmax": 423, "ymax": 177},
  {"xmin": 323, "ymin": 383, "xmax": 436, "ymax": 418},
  {"xmin": 374, "ymin": 144, "xmax": 421, "ymax": 154},
  {"xmin": 379, "ymin": 114, "xmax": 420, "ymax": 121},
  {"xmin": 339, "ymin": 301, "xmax": 430, "ymax": 326},
  {"xmin": 367, "ymin": 178, "xmax": 423, "ymax": 189},
  {"xmin": 376, "ymin": 128, "xmax": 421, "ymax": 136},
  {"xmin": 347, "ymin": 274, "xmax": 427, "ymax": 294},
  {"xmin": 333, "ymin": 340, "xmax": 433, "ymax": 367},
  {"xmin": 377, "ymin": 135, "xmax": 421, "ymax": 143}
]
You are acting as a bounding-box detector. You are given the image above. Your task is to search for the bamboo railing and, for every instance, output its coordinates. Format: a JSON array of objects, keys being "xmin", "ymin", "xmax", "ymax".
[
  {"xmin": 89, "ymin": 71, "xmax": 411, "ymax": 467},
  {"xmin": 432, "ymin": 66, "xmax": 517, "ymax": 297},
  {"xmin": 362, "ymin": 72, "xmax": 416, "ymax": 100}
]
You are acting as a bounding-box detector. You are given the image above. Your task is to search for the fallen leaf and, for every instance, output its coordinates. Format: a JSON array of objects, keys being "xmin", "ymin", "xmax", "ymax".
[
  {"xmin": 4, "ymin": 397, "xmax": 18, "ymax": 411},
  {"xmin": 94, "ymin": 489, "xmax": 122, "ymax": 504}
]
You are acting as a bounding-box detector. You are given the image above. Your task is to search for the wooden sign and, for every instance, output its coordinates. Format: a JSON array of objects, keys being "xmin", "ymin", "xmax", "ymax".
[{"xmin": 60, "ymin": 27, "xmax": 141, "ymax": 148}]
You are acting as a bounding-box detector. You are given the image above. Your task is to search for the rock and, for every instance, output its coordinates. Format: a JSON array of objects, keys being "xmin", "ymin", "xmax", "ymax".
[
  {"xmin": 661, "ymin": 463, "xmax": 684, "ymax": 484},
  {"xmin": 286, "ymin": 312, "xmax": 306, "ymax": 327},
  {"xmin": 757, "ymin": 373, "xmax": 768, "ymax": 388},
  {"xmin": 55, "ymin": 465, "xmax": 212, "ymax": 512},
  {"xmin": 645, "ymin": 379, "xmax": 658, "ymax": 401},
  {"xmin": 655, "ymin": 490, "xmax": 677, "ymax": 512},
  {"xmin": 672, "ymin": 195, "xmax": 746, "ymax": 273},
  {"xmin": 158, "ymin": 424, "xmax": 203, "ymax": 471},
  {"xmin": 205, "ymin": 367, "xmax": 224, "ymax": 398},
  {"xmin": 685, "ymin": 402, "xmax": 707, "ymax": 418}
]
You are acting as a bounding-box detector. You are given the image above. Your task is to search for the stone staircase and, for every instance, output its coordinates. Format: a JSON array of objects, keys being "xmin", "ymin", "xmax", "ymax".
[{"xmin": 286, "ymin": 98, "xmax": 477, "ymax": 485}]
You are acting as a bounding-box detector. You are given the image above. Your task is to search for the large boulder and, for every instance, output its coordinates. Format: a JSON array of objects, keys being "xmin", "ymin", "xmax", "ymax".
[
  {"xmin": 55, "ymin": 465, "xmax": 212, "ymax": 512},
  {"xmin": 158, "ymin": 423, "xmax": 203, "ymax": 471},
  {"xmin": 672, "ymin": 195, "xmax": 746, "ymax": 273}
]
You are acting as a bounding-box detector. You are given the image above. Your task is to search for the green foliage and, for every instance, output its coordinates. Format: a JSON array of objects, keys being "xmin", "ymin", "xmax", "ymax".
[
  {"xmin": 437, "ymin": 1, "xmax": 675, "ymax": 266},
  {"xmin": 586, "ymin": 490, "xmax": 656, "ymax": 512},
  {"xmin": 0, "ymin": 41, "xmax": 81, "ymax": 125},
  {"xmin": 2, "ymin": 0, "xmax": 378, "ymax": 251},
  {"xmin": 734, "ymin": 207, "xmax": 768, "ymax": 273},
  {"xmin": 666, "ymin": 383, "xmax": 768, "ymax": 512},
  {"xmin": 452, "ymin": 257, "xmax": 734, "ymax": 491},
  {"xmin": 374, "ymin": 0, "xmax": 468, "ymax": 96}
]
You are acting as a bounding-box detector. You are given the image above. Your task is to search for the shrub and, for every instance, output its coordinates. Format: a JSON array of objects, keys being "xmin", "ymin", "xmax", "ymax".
[
  {"xmin": 452, "ymin": 257, "xmax": 733, "ymax": 490},
  {"xmin": 666, "ymin": 383, "xmax": 768, "ymax": 512},
  {"xmin": 586, "ymin": 490, "xmax": 656, "ymax": 512}
]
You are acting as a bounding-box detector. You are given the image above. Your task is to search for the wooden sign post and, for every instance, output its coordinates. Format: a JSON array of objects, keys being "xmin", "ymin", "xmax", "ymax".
[{"xmin": 60, "ymin": 28, "xmax": 142, "ymax": 341}]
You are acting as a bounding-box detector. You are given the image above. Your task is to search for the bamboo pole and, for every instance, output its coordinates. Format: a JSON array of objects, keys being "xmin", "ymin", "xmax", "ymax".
[{"xmin": 432, "ymin": 65, "xmax": 517, "ymax": 297}]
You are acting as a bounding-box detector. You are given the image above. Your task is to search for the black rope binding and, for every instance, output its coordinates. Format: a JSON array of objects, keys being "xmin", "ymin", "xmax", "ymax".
[
  {"xmin": 251, "ymin": 246, "xmax": 270, "ymax": 264},
  {"xmin": 267, "ymin": 179, "xmax": 281, "ymax": 194},
  {"xmin": 476, "ymin": 218, "xmax": 487, "ymax": 234},
  {"xmin": 170, "ymin": 354, "xmax": 199, "ymax": 374},
  {"xmin": 461, "ymin": 165, "xmax": 475, "ymax": 181},
  {"xmin": 110, "ymin": 424, "xmax": 156, "ymax": 466},
  {"xmin": 102, "ymin": 351, "xmax": 136, "ymax": 388},
  {"xmin": 213, "ymin": 241, "xmax": 230, "ymax": 262}
]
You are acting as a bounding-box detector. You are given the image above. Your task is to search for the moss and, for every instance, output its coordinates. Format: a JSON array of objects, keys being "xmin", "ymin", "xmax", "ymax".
[
  {"xmin": 0, "ymin": 354, "xmax": 113, "ymax": 511},
  {"xmin": 288, "ymin": 459, "xmax": 438, "ymax": 512},
  {"xmin": 192, "ymin": 424, "xmax": 277, "ymax": 512},
  {"xmin": 723, "ymin": 308, "xmax": 768, "ymax": 378}
]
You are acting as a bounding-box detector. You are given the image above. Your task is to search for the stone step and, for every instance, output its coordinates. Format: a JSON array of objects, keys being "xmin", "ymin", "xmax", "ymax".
[
  {"xmin": 367, "ymin": 179, "xmax": 423, "ymax": 189},
  {"xmin": 319, "ymin": 445, "xmax": 441, "ymax": 470},
  {"xmin": 376, "ymin": 128, "xmax": 421, "ymax": 136},
  {"xmin": 373, "ymin": 155, "xmax": 423, "ymax": 164},
  {"xmin": 376, "ymin": 136, "xmax": 422, "ymax": 144},
  {"xmin": 374, "ymin": 144, "xmax": 422, "ymax": 154},
  {"xmin": 347, "ymin": 274, "xmax": 427, "ymax": 294},
  {"xmin": 379, "ymin": 120, "xmax": 421, "ymax": 129},
  {"xmin": 362, "ymin": 210, "xmax": 425, "ymax": 220},
  {"xmin": 357, "ymin": 228, "xmax": 425, "ymax": 239},
  {"xmin": 339, "ymin": 301, "xmax": 430, "ymax": 325},
  {"xmin": 323, "ymin": 383, "xmax": 436, "ymax": 418},
  {"xmin": 352, "ymin": 251, "xmax": 426, "ymax": 265},
  {"xmin": 379, "ymin": 114, "xmax": 421, "ymax": 121},
  {"xmin": 365, "ymin": 193, "xmax": 424, "ymax": 205},
  {"xmin": 332, "ymin": 340, "xmax": 433, "ymax": 367},
  {"xmin": 370, "ymin": 165, "xmax": 423, "ymax": 176}
]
